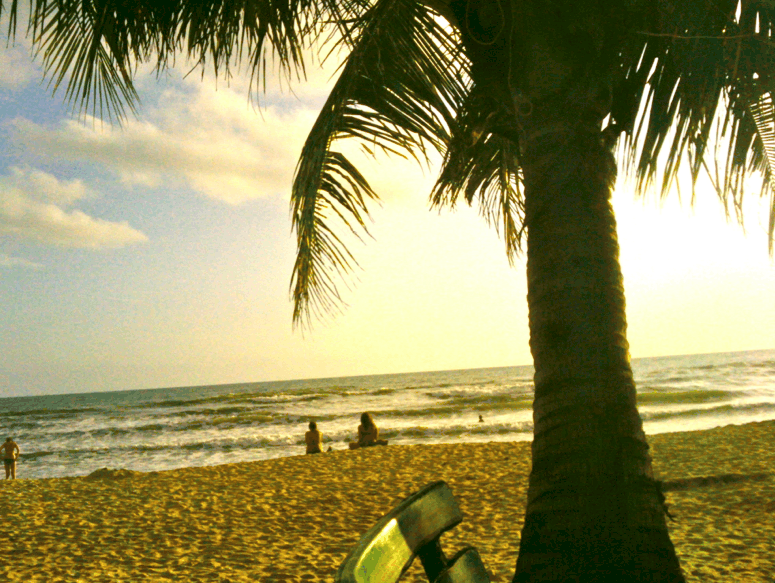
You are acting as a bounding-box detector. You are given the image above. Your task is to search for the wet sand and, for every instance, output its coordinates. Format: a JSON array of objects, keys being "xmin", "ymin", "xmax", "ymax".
[{"xmin": 1, "ymin": 420, "xmax": 773, "ymax": 582}]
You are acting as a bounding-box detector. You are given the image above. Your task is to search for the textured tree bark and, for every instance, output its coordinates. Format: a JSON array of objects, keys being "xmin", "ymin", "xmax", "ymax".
[{"xmin": 511, "ymin": 101, "xmax": 686, "ymax": 582}]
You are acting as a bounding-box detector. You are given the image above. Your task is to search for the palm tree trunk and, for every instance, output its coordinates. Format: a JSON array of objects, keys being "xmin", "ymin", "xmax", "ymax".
[{"xmin": 512, "ymin": 101, "xmax": 685, "ymax": 582}]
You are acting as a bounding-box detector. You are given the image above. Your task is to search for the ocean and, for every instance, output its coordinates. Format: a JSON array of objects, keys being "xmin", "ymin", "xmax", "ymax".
[{"xmin": 2, "ymin": 349, "xmax": 774, "ymax": 480}]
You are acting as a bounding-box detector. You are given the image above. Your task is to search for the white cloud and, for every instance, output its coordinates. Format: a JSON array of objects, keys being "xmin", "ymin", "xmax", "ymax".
[
  {"xmin": 0, "ymin": 166, "xmax": 147, "ymax": 248},
  {"xmin": 6, "ymin": 165, "xmax": 88, "ymax": 204},
  {"xmin": 3, "ymin": 45, "xmax": 434, "ymax": 208},
  {"xmin": 0, "ymin": 19, "xmax": 38, "ymax": 91},
  {"xmin": 0, "ymin": 253, "xmax": 42, "ymax": 269},
  {"xmin": 7, "ymin": 74, "xmax": 325, "ymax": 204}
]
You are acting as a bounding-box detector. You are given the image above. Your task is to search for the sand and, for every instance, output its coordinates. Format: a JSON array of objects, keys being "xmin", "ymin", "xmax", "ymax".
[{"xmin": 1, "ymin": 420, "xmax": 773, "ymax": 582}]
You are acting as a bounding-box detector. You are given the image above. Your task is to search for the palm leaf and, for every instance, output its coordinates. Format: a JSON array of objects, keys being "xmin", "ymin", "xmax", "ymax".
[
  {"xmin": 748, "ymin": 93, "xmax": 775, "ymax": 251},
  {"xmin": 432, "ymin": 83, "xmax": 524, "ymax": 263},
  {"xmin": 612, "ymin": 0, "xmax": 775, "ymax": 246},
  {"xmin": 28, "ymin": 0, "xmax": 142, "ymax": 121},
  {"xmin": 2, "ymin": 0, "xmax": 352, "ymax": 120},
  {"xmin": 290, "ymin": 0, "xmax": 468, "ymax": 326}
]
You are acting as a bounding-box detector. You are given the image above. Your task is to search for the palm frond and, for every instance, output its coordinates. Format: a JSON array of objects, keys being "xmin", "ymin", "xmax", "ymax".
[
  {"xmin": 614, "ymin": 0, "xmax": 736, "ymax": 195},
  {"xmin": 608, "ymin": 0, "xmax": 775, "ymax": 250},
  {"xmin": 27, "ymin": 0, "xmax": 144, "ymax": 121},
  {"xmin": 290, "ymin": 0, "xmax": 468, "ymax": 326},
  {"xmin": 2, "ymin": 0, "xmax": 352, "ymax": 120},
  {"xmin": 432, "ymin": 84, "xmax": 524, "ymax": 263},
  {"xmin": 748, "ymin": 93, "xmax": 775, "ymax": 251},
  {"xmin": 291, "ymin": 151, "xmax": 378, "ymax": 327}
]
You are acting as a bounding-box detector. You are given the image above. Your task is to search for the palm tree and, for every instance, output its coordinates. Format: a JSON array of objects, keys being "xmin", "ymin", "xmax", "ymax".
[{"xmin": 4, "ymin": 0, "xmax": 775, "ymax": 580}]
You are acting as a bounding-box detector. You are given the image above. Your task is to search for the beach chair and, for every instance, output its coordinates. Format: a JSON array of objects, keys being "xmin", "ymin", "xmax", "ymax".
[{"xmin": 335, "ymin": 481, "xmax": 490, "ymax": 583}]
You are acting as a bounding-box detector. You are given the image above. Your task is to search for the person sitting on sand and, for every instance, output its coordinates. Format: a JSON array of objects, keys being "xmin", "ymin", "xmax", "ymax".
[
  {"xmin": 2, "ymin": 437, "xmax": 19, "ymax": 480},
  {"xmin": 348, "ymin": 413, "xmax": 388, "ymax": 449},
  {"xmin": 305, "ymin": 421, "xmax": 323, "ymax": 454}
]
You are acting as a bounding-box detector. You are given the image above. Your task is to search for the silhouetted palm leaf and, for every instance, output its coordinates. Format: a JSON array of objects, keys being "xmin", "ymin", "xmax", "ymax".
[
  {"xmin": 431, "ymin": 84, "xmax": 524, "ymax": 262},
  {"xmin": 2, "ymin": 0, "xmax": 365, "ymax": 119},
  {"xmin": 749, "ymin": 92, "xmax": 775, "ymax": 251},
  {"xmin": 614, "ymin": 0, "xmax": 775, "ymax": 227},
  {"xmin": 290, "ymin": 0, "xmax": 468, "ymax": 325}
]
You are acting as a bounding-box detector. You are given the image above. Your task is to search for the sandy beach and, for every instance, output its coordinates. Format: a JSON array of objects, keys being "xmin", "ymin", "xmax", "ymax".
[{"xmin": 1, "ymin": 420, "xmax": 773, "ymax": 582}]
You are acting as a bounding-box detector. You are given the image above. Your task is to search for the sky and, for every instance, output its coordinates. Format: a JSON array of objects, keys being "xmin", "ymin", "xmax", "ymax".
[{"xmin": 1, "ymin": 28, "xmax": 774, "ymax": 398}]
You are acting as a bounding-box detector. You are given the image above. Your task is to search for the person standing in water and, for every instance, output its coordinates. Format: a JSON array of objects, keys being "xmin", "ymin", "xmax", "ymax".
[{"xmin": 2, "ymin": 437, "xmax": 19, "ymax": 480}]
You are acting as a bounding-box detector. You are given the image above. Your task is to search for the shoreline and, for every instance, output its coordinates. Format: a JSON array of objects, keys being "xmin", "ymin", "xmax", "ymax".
[
  {"xmin": 15, "ymin": 414, "xmax": 775, "ymax": 482},
  {"xmin": 1, "ymin": 420, "xmax": 773, "ymax": 582}
]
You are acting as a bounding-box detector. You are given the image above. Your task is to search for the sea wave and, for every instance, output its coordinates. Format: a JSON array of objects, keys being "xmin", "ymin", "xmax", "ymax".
[
  {"xmin": 391, "ymin": 422, "xmax": 533, "ymax": 440},
  {"xmin": 636, "ymin": 389, "xmax": 733, "ymax": 404},
  {"xmin": 3, "ymin": 406, "xmax": 104, "ymax": 418},
  {"xmin": 641, "ymin": 401, "xmax": 775, "ymax": 422}
]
